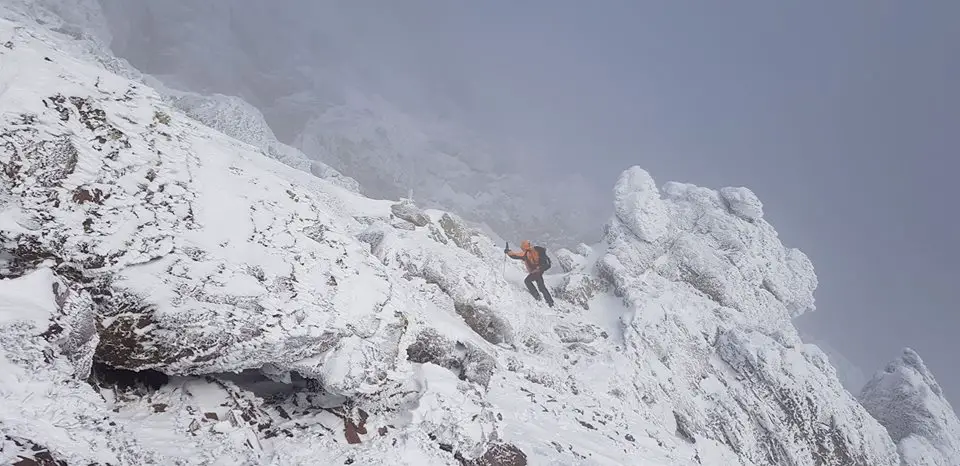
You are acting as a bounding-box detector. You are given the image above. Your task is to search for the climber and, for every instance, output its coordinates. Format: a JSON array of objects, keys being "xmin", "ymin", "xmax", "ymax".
[{"xmin": 504, "ymin": 240, "xmax": 555, "ymax": 307}]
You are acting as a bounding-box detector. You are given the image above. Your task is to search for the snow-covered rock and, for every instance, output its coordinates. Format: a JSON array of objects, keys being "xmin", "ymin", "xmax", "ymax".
[
  {"xmin": 554, "ymin": 272, "xmax": 609, "ymax": 310},
  {"xmin": 0, "ymin": 66, "xmax": 402, "ymax": 398},
  {"xmin": 1, "ymin": 8, "xmax": 959, "ymax": 466},
  {"xmin": 555, "ymin": 247, "xmax": 583, "ymax": 273},
  {"xmin": 860, "ymin": 348, "xmax": 960, "ymax": 465},
  {"xmin": 391, "ymin": 199, "xmax": 431, "ymax": 227},
  {"xmin": 613, "ymin": 166, "xmax": 671, "ymax": 243},
  {"xmin": 720, "ymin": 186, "xmax": 764, "ymax": 221},
  {"xmin": 595, "ymin": 166, "xmax": 899, "ymax": 465},
  {"xmin": 0, "ymin": 0, "xmax": 362, "ymax": 196},
  {"xmin": 161, "ymin": 89, "xmax": 363, "ymax": 194}
]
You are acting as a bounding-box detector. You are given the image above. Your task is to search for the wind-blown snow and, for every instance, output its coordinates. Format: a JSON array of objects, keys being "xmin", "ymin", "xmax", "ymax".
[{"xmin": 1, "ymin": 6, "xmax": 958, "ymax": 466}]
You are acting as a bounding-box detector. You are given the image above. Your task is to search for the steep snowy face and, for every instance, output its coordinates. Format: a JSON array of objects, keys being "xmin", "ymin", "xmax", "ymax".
[{"xmin": 860, "ymin": 349, "xmax": 960, "ymax": 465}]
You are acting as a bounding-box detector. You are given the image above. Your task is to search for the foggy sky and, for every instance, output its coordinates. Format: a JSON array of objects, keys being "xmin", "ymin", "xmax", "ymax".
[
  {"xmin": 98, "ymin": 1, "xmax": 960, "ymax": 404},
  {"xmin": 467, "ymin": 1, "xmax": 960, "ymax": 403}
]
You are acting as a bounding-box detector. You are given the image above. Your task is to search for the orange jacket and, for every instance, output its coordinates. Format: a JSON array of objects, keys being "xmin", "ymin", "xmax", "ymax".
[{"xmin": 507, "ymin": 241, "xmax": 540, "ymax": 273}]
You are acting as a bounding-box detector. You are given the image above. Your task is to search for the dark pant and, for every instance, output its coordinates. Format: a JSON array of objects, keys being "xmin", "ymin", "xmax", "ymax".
[{"xmin": 524, "ymin": 272, "xmax": 554, "ymax": 306}]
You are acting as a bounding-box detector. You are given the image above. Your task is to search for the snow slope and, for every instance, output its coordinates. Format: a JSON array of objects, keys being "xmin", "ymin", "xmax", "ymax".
[
  {"xmin": 1, "ymin": 9, "xmax": 959, "ymax": 466},
  {"xmin": 0, "ymin": 0, "xmax": 362, "ymax": 196}
]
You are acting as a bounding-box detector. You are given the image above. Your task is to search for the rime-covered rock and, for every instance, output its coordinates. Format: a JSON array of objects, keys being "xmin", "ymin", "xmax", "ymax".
[
  {"xmin": 575, "ymin": 243, "xmax": 594, "ymax": 258},
  {"xmin": 612, "ymin": 166, "xmax": 671, "ymax": 243},
  {"xmin": 390, "ymin": 199, "xmax": 431, "ymax": 227},
  {"xmin": 860, "ymin": 348, "xmax": 960, "ymax": 465},
  {"xmin": 438, "ymin": 211, "xmax": 486, "ymax": 258},
  {"xmin": 596, "ymin": 165, "xmax": 898, "ymax": 465},
  {"xmin": 406, "ymin": 327, "xmax": 496, "ymax": 388},
  {"xmin": 553, "ymin": 272, "xmax": 608, "ymax": 310},
  {"xmin": 554, "ymin": 247, "xmax": 583, "ymax": 273},
  {"xmin": 357, "ymin": 222, "xmax": 516, "ymax": 346},
  {"xmin": 0, "ymin": 37, "xmax": 405, "ymax": 398},
  {"xmin": 720, "ymin": 186, "xmax": 764, "ymax": 221}
]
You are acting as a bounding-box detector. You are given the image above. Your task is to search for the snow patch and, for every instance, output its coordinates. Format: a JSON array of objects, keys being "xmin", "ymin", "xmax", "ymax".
[{"xmin": 0, "ymin": 267, "xmax": 56, "ymax": 329}]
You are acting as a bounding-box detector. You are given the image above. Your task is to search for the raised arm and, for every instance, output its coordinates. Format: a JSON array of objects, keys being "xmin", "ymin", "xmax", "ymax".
[{"xmin": 506, "ymin": 249, "xmax": 526, "ymax": 260}]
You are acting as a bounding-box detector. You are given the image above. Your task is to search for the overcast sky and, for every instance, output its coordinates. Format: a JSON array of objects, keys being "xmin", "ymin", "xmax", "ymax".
[
  {"xmin": 368, "ymin": 0, "xmax": 960, "ymax": 402},
  {"xmin": 99, "ymin": 1, "xmax": 959, "ymax": 404}
]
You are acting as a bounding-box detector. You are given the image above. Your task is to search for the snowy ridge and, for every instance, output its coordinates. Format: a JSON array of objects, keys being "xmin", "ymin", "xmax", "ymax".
[
  {"xmin": 159, "ymin": 89, "xmax": 363, "ymax": 195},
  {"xmin": 2, "ymin": 9, "xmax": 960, "ymax": 466},
  {"xmin": 860, "ymin": 349, "xmax": 960, "ymax": 465},
  {"xmin": 0, "ymin": 0, "xmax": 361, "ymax": 196}
]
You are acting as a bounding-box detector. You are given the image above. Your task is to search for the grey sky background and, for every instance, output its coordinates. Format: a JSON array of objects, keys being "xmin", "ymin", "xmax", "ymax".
[{"xmin": 95, "ymin": 1, "xmax": 959, "ymax": 404}]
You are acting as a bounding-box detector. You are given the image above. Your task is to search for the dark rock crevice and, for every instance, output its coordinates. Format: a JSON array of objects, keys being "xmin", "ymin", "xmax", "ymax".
[{"xmin": 89, "ymin": 361, "xmax": 169, "ymax": 394}]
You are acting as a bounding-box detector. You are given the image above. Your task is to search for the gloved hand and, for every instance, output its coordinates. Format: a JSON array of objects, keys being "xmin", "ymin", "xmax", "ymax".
[{"xmin": 503, "ymin": 247, "xmax": 509, "ymax": 254}]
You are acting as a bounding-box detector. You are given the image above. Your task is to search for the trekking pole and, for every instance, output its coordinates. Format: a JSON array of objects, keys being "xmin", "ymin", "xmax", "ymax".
[{"xmin": 502, "ymin": 242, "xmax": 508, "ymax": 275}]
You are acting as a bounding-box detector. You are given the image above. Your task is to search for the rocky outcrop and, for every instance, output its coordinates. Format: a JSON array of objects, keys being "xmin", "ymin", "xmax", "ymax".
[
  {"xmin": 597, "ymin": 166, "xmax": 899, "ymax": 466},
  {"xmin": 439, "ymin": 212, "xmax": 486, "ymax": 258},
  {"xmin": 459, "ymin": 443, "xmax": 528, "ymax": 466},
  {"xmin": 860, "ymin": 348, "xmax": 960, "ymax": 465},
  {"xmin": 358, "ymin": 222, "xmax": 516, "ymax": 347},
  {"xmin": 406, "ymin": 327, "xmax": 496, "ymax": 388},
  {"xmin": 553, "ymin": 272, "xmax": 608, "ymax": 310},
  {"xmin": 391, "ymin": 199, "xmax": 431, "ymax": 227},
  {"xmin": 0, "ymin": 51, "xmax": 407, "ymax": 399},
  {"xmin": 720, "ymin": 186, "xmax": 764, "ymax": 222},
  {"xmin": 554, "ymin": 248, "xmax": 583, "ymax": 273}
]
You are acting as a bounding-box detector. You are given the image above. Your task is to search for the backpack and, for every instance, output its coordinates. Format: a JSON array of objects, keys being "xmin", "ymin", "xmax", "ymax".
[{"xmin": 534, "ymin": 245, "xmax": 552, "ymax": 272}]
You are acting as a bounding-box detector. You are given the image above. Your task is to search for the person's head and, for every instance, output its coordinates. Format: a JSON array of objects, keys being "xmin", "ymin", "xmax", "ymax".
[{"xmin": 520, "ymin": 240, "xmax": 532, "ymax": 250}]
